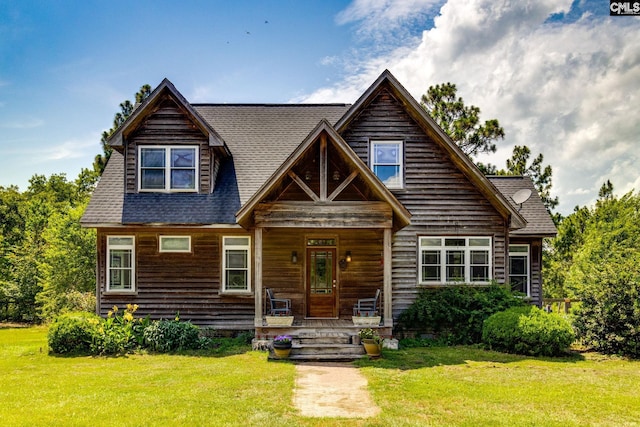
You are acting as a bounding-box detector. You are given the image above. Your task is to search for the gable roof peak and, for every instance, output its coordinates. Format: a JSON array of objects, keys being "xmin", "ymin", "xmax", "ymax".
[
  {"xmin": 335, "ymin": 69, "xmax": 527, "ymax": 230},
  {"xmin": 107, "ymin": 77, "xmax": 228, "ymax": 153}
]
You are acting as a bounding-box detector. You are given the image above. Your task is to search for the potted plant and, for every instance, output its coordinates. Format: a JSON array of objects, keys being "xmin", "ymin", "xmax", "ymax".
[
  {"xmin": 272, "ymin": 335, "xmax": 293, "ymax": 358},
  {"xmin": 358, "ymin": 328, "xmax": 383, "ymax": 357}
]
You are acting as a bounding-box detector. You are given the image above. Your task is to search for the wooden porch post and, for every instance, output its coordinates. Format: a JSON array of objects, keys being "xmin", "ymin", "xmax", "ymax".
[
  {"xmin": 254, "ymin": 227, "xmax": 263, "ymax": 327},
  {"xmin": 383, "ymin": 227, "xmax": 393, "ymax": 328}
]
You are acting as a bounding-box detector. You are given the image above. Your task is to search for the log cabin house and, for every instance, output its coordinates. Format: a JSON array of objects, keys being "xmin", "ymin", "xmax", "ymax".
[{"xmin": 81, "ymin": 70, "xmax": 556, "ymax": 353}]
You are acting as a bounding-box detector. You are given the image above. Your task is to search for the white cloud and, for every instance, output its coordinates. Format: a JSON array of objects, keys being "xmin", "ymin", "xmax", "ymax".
[
  {"xmin": 40, "ymin": 133, "xmax": 101, "ymax": 162},
  {"xmin": 301, "ymin": 0, "xmax": 640, "ymax": 214},
  {"xmin": 0, "ymin": 117, "xmax": 44, "ymax": 129},
  {"xmin": 191, "ymin": 84, "xmax": 217, "ymax": 103},
  {"xmin": 336, "ymin": 0, "xmax": 442, "ymax": 32}
]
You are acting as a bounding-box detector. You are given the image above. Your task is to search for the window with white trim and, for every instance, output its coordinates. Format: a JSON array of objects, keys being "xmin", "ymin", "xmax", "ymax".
[
  {"xmin": 107, "ymin": 236, "xmax": 135, "ymax": 292},
  {"xmin": 370, "ymin": 140, "xmax": 403, "ymax": 189},
  {"xmin": 139, "ymin": 146, "xmax": 198, "ymax": 191},
  {"xmin": 419, "ymin": 237, "xmax": 492, "ymax": 284},
  {"xmin": 159, "ymin": 236, "xmax": 191, "ymax": 253},
  {"xmin": 222, "ymin": 236, "xmax": 251, "ymax": 292},
  {"xmin": 509, "ymin": 244, "xmax": 530, "ymax": 296}
]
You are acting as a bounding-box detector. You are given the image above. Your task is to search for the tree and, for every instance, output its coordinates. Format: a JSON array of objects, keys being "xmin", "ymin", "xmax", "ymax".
[
  {"xmin": 543, "ymin": 204, "xmax": 591, "ymax": 298},
  {"xmin": 94, "ymin": 84, "xmax": 152, "ymax": 174},
  {"xmin": 420, "ymin": 83, "xmax": 505, "ymax": 159},
  {"xmin": 567, "ymin": 190, "xmax": 640, "ymax": 357},
  {"xmin": 0, "ymin": 173, "xmax": 98, "ymax": 322},
  {"xmin": 501, "ymin": 145, "xmax": 559, "ymax": 213},
  {"xmin": 598, "ymin": 179, "xmax": 614, "ymax": 200},
  {"xmin": 37, "ymin": 203, "xmax": 96, "ymax": 319},
  {"xmin": 420, "ymin": 83, "xmax": 558, "ymax": 215}
]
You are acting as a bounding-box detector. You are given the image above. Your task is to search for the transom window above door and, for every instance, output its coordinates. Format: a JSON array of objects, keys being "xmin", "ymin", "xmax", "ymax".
[
  {"xmin": 139, "ymin": 146, "xmax": 198, "ymax": 192},
  {"xmin": 370, "ymin": 140, "xmax": 403, "ymax": 189}
]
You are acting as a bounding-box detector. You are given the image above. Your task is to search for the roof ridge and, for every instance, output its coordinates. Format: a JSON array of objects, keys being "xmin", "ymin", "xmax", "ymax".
[{"xmin": 192, "ymin": 103, "xmax": 351, "ymax": 107}]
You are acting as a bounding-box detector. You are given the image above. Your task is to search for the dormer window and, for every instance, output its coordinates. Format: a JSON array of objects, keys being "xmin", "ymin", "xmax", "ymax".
[
  {"xmin": 139, "ymin": 146, "xmax": 198, "ymax": 192},
  {"xmin": 370, "ymin": 140, "xmax": 403, "ymax": 189}
]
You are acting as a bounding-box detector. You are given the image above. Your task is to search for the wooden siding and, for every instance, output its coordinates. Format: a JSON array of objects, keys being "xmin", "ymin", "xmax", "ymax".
[
  {"xmin": 340, "ymin": 87, "xmax": 509, "ymax": 319},
  {"xmin": 254, "ymin": 201, "xmax": 392, "ymax": 228},
  {"xmin": 97, "ymin": 228, "xmax": 254, "ymax": 329},
  {"xmin": 124, "ymin": 97, "xmax": 215, "ymax": 194},
  {"xmin": 261, "ymin": 229, "xmax": 384, "ymax": 319}
]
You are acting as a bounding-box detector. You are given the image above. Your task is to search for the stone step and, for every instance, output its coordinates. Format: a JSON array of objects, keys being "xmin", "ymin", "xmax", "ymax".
[
  {"xmin": 293, "ymin": 343, "xmax": 364, "ymax": 356},
  {"xmin": 264, "ymin": 333, "xmax": 369, "ymax": 361},
  {"xmin": 286, "ymin": 353, "xmax": 367, "ymax": 362},
  {"xmin": 296, "ymin": 336, "xmax": 352, "ymax": 345}
]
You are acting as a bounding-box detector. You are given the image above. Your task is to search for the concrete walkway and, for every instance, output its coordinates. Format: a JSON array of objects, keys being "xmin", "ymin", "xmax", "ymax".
[{"xmin": 293, "ymin": 362, "xmax": 381, "ymax": 418}]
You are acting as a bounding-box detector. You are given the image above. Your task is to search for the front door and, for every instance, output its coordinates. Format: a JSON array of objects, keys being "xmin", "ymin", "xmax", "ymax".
[{"xmin": 306, "ymin": 248, "xmax": 337, "ymax": 318}]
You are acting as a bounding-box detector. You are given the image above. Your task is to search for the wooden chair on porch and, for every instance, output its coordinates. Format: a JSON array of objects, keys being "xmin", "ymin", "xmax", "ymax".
[
  {"xmin": 266, "ymin": 288, "xmax": 292, "ymax": 316},
  {"xmin": 353, "ymin": 289, "xmax": 381, "ymax": 316}
]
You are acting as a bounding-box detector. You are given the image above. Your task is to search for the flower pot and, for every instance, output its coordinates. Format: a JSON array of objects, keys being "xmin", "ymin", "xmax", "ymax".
[
  {"xmin": 273, "ymin": 347, "xmax": 291, "ymax": 358},
  {"xmin": 362, "ymin": 339, "xmax": 382, "ymax": 357},
  {"xmin": 272, "ymin": 341, "xmax": 292, "ymax": 358}
]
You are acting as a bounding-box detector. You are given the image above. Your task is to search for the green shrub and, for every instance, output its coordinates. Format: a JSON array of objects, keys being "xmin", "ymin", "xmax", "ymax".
[
  {"xmin": 482, "ymin": 306, "xmax": 575, "ymax": 356},
  {"xmin": 47, "ymin": 311, "xmax": 100, "ymax": 354},
  {"xmin": 143, "ymin": 319, "xmax": 202, "ymax": 352},
  {"xmin": 573, "ymin": 277, "xmax": 640, "ymax": 358},
  {"xmin": 397, "ymin": 284, "xmax": 525, "ymax": 345}
]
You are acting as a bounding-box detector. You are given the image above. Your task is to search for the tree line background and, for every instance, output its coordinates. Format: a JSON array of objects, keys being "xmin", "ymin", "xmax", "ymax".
[{"xmin": 1, "ymin": 83, "xmax": 638, "ymax": 346}]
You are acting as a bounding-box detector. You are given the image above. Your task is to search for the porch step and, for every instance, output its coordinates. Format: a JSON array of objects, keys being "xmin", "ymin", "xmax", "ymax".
[{"xmin": 265, "ymin": 333, "xmax": 367, "ymax": 361}]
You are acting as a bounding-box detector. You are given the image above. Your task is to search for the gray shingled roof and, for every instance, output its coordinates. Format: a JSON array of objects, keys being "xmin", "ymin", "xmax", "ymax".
[
  {"xmin": 81, "ymin": 105, "xmax": 350, "ymax": 226},
  {"xmin": 81, "ymin": 95, "xmax": 556, "ymax": 234},
  {"xmin": 81, "ymin": 151, "xmax": 125, "ymax": 226},
  {"xmin": 488, "ymin": 176, "xmax": 557, "ymax": 237},
  {"xmin": 81, "ymin": 152, "xmax": 241, "ymax": 225},
  {"xmin": 122, "ymin": 157, "xmax": 240, "ymax": 224},
  {"xmin": 194, "ymin": 104, "xmax": 350, "ymax": 205}
]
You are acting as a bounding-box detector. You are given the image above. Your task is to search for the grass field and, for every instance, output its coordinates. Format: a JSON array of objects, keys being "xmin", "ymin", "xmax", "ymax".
[{"xmin": 1, "ymin": 326, "xmax": 639, "ymax": 426}]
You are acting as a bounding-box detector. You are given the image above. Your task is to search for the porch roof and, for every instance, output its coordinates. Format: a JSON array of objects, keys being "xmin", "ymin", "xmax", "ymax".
[{"xmin": 236, "ymin": 119, "xmax": 412, "ymax": 230}]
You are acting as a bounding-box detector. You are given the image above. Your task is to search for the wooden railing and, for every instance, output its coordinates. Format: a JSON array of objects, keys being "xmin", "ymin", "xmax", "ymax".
[{"xmin": 542, "ymin": 298, "xmax": 580, "ymax": 314}]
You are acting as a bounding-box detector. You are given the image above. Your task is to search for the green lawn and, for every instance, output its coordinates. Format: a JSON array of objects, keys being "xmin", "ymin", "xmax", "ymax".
[{"xmin": 2, "ymin": 326, "xmax": 639, "ymax": 427}]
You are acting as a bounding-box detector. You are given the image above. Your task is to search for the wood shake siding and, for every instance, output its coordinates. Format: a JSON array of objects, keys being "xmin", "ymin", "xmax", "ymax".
[
  {"xmin": 97, "ymin": 229, "xmax": 254, "ymax": 329},
  {"xmin": 124, "ymin": 97, "xmax": 214, "ymax": 194},
  {"xmin": 341, "ymin": 87, "xmax": 509, "ymax": 317}
]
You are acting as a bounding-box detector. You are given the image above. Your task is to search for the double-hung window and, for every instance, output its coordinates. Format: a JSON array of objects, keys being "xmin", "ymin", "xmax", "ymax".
[
  {"xmin": 419, "ymin": 237, "xmax": 492, "ymax": 284},
  {"xmin": 508, "ymin": 244, "xmax": 530, "ymax": 296},
  {"xmin": 222, "ymin": 236, "xmax": 251, "ymax": 293},
  {"xmin": 370, "ymin": 140, "xmax": 403, "ymax": 189},
  {"xmin": 107, "ymin": 236, "xmax": 135, "ymax": 292},
  {"xmin": 139, "ymin": 146, "xmax": 198, "ymax": 191}
]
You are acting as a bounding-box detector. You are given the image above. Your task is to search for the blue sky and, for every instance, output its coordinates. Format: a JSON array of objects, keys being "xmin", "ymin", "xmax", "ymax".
[{"xmin": 1, "ymin": 0, "xmax": 638, "ymax": 215}]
